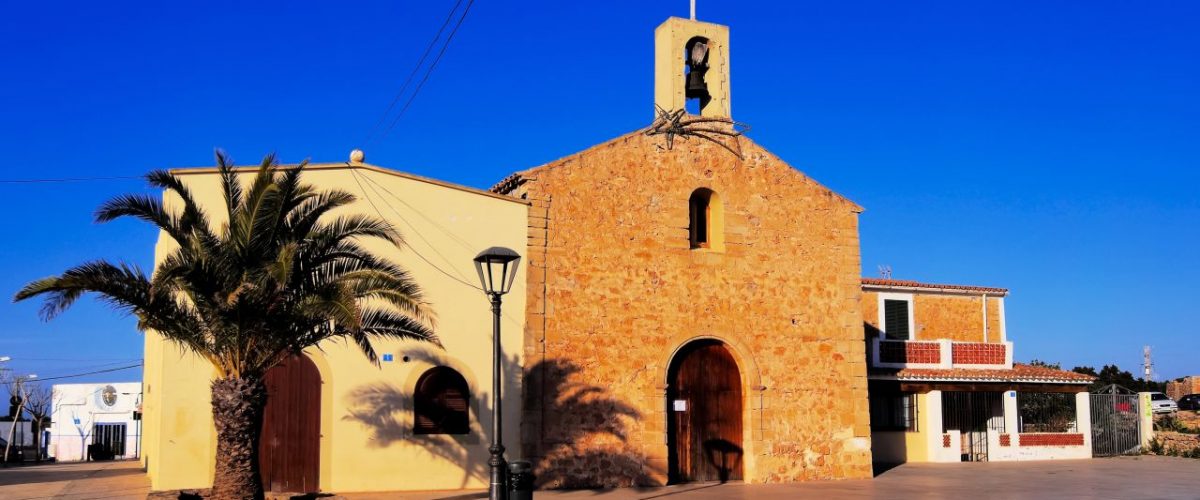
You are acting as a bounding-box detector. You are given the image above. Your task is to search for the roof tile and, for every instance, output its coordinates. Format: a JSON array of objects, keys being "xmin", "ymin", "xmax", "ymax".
[
  {"xmin": 862, "ymin": 278, "xmax": 1009, "ymax": 294},
  {"xmin": 871, "ymin": 363, "xmax": 1096, "ymax": 384}
]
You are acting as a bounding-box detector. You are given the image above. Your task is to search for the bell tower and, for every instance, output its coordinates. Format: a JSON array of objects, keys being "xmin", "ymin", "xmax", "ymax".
[{"xmin": 654, "ymin": 17, "xmax": 731, "ymax": 118}]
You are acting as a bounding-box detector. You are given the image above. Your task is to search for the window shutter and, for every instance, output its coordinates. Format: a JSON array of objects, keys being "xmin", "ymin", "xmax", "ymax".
[
  {"xmin": 414, "ymin": 367, "xmax": 471, "ymax": 435},
  {"xmin": 884, "ymin": 299, "xmax": 910, "ymax": 340}
]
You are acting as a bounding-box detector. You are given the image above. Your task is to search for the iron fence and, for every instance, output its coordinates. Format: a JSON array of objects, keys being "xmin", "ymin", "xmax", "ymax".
[
  {"xmin": 1018, "ymin": 392, "xmax": 1078, "ymax": 433},
  {"xmin": 943, "ymin": 392, "xmax": 1005, "ymax": 462},
  {"xmin": 1090, "ymin": 392, "xmax": 1141, "ymax": 456}
]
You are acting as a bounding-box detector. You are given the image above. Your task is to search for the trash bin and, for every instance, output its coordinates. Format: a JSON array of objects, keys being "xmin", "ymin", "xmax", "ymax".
[{"xmin": 508, "ymin": 460, "xmax": 535, "ymax": 500}]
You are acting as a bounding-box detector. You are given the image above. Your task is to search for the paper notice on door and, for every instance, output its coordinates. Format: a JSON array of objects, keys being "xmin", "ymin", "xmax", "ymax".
[{"xmin": 673, "ymin": 399, "xmax": 687, "ymax": 412}]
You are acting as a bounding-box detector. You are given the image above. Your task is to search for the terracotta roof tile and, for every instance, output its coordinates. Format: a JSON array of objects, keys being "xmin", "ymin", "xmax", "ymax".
[
  {"xmin": 862, "ymin": 278, "xmax": 1009, "ymax": 295},
  {"xmin": 871, "ymin": 363, "xmax": 1096, "ymax": 384}
]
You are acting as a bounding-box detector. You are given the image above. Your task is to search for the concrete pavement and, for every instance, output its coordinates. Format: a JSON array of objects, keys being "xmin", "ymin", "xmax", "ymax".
[
  {"xmin": 0, "ymin": 456, "xmax": 1195, "ymax": 499},
  {"xmin": 0, "ymin": 460, "xmax": 149, "ymax": 500},
  {"xmin": 352, "ymin": 456, "xmax": 1199, "ymax": 500}
]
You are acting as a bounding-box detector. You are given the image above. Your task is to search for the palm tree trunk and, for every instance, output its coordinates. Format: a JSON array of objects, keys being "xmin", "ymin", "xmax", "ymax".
[{"xmin": 210, "ymin": 377, "xmax": 267, "ymax": 500}]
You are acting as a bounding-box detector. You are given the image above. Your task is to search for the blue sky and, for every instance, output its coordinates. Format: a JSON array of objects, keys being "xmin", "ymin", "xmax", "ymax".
[{"xmin": 1, "ymin": 1, "xmax": 1196, "ymax": 383}]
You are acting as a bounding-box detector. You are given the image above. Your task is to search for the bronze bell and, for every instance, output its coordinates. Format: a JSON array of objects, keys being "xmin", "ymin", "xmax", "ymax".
[
  {"xmin": 686, "ymin": 69, "xmax": 709, "ymax": 100},
  {"xmin": 685, "ymin": 39, "xmax": 711, "ymax": 101}
]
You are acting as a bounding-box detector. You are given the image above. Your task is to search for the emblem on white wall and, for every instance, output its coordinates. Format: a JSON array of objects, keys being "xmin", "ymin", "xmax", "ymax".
[{"xmin": 97, "ymin": 385, "xmax": 118, "ymax": 409}]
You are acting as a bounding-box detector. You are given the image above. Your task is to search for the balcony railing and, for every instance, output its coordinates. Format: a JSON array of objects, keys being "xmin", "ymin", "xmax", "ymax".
[{"xmin": 871, "ymin": 338, "xmax": 1013, "ymax": 370}]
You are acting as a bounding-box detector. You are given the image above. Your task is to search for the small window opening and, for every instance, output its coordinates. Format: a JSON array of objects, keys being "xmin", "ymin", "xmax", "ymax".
[
  {"xmin": 689, "ymin": 188, "xmax": 722, "ymax": 250},
  {"xmin": 684, "ymin": 37, "xmax": 711, "ymax": 114},
  {"xmin": 414, "ymin": 367, "xmax": 470, "ymax": 435},
  {"xmin": 883, "ymin": 299, "xmax": 912, "ymax": 340}
]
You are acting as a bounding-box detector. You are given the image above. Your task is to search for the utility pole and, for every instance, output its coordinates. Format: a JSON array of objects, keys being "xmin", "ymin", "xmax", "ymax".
[{"xmin": 4, "ymin": 373, "xmax": 37, "ymax": 464}]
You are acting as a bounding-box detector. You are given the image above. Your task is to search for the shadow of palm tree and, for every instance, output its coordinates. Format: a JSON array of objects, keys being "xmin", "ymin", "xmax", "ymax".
[
  {"xmin": 341, "ymin": 351, "xmax": 656, "ymax": 491},
  {"xmin": 340, "ymin": 346, "xmax": 521, "ymax": 489},
  {"xmin": 523, "ymin": 359, "xmax": 657, "ymax": 489}
]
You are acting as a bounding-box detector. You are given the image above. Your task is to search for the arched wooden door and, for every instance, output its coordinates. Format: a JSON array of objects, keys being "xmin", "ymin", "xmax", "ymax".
[
  {"xmin": 667, "ymin": 340, "xmax": 743, "ymax": 483},
  {"xmin": 260, "ymin": 355, "xmax": 321, "ymax": 493}
]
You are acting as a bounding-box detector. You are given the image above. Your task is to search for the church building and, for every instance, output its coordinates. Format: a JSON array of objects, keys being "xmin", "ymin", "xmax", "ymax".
[
  {"xmin": 139, "ymin": 13, "xmax": 1094, "ymax": 495},
  {"xmin": 492, "ymin": 16, "xmax": 874, "ymax": 486}
]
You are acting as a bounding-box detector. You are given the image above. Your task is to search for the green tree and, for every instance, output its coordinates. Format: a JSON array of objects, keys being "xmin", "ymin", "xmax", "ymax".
[
  {"xmin": 15, "ymin": 154, "xmax": 437, "ymax": 499},
  {"xmin": 1071, "ymin": 364, "xmax": 1165, "ymax": 393}
]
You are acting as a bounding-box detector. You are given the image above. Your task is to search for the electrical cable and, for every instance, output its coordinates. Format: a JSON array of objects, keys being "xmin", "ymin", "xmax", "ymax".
[
  {"xmin": 375, "ymin": 0, "xmax": 477, "ymax": 143},
  {"xmin": 0, "ymin": 175, "xmax": 142, "ymax": 184},
  {"xmin": 349, "ymin": 169, "xmax": 483, "ymax": 291},
  {"xmin": 358, "ymin": 171, "xmax": 477, "ymax": 253},
  {"xmin": 362, "ymin": 0, "xmax": 467, "ymax": 147},
  {"xmin": 349, "ymin": 169, "xmax": 526, "ymax": 328},
  {"xmin": 27, "ymin": 363, "xmax": 143, "ymax": 382}
]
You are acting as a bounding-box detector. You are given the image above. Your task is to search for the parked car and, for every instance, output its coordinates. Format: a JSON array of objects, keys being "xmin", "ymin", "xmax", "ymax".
[
  {"xmin": 1150, "ymin": 392, "xmax": 1178, "ymax": 414},
  {"xmin": 1178, "ymin": 394, "xmax": 1200, "ymax": 411}
]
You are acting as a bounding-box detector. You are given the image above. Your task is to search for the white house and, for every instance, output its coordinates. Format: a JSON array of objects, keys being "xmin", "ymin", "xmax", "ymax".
[{"xmin": 49, "ymin": 382, "xmax": 142, "ymax": 462}]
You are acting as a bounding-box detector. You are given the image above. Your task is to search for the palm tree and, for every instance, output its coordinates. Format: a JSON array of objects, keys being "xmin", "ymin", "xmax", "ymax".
[{"xmin": 14, "ymin": 152, "xmax": 438, "ymax": 499}]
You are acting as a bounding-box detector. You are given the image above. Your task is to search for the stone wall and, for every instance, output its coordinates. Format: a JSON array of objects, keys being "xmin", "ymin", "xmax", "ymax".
[
  {"xmin": 504, "ymin": 131, "xmax": 873, "ymax": 486},
  {"xmin": 1166, "ymin": 376, "xmax": 1200, "ymax": 401},
  {"xmin": 1154, "ymin": 432, "xmax": 1200, "ymax": 455},
  {"xmin": 863, "ymin": 291, "xmax": 1003, "ymax": 343}
]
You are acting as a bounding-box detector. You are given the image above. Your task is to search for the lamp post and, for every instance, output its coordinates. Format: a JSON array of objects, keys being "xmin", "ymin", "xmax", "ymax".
[{"xmin": 473, "ymin": 247, "xmax": 521, "ymax": 500}]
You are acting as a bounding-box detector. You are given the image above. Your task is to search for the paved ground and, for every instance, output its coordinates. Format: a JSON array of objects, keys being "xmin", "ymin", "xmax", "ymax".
[
  {"xmin": 0, "ymin": 456, "xmax": 1195, "ymax": 499},
  {"xmin": 364, "ymin": 457, "xmax": 1200, "ymax": 500},
  {"xmin": 0, "ymin": 460, "xmax": 149, "ymax": 500}
]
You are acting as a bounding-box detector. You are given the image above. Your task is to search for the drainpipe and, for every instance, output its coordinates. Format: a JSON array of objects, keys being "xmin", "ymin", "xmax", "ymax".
[{"xmin": 982, "ymin": 293, "xmax": 989, "ymax": 343}]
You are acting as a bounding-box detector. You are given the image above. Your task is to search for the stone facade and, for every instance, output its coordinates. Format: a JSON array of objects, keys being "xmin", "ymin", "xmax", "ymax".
[
  {"xmin": 497, "ymin": 131, "xmax": 872, "ymax": 487},
  {"xmin": 863, "ymin": 291, "xmax": 1003, "ymax": 343},
  {"xmin": 1166, "ymin": 376, "xmax": 1200, "ymax": 401}
]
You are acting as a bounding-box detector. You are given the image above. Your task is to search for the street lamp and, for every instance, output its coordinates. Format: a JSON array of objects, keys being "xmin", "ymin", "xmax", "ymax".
[{"xmin": 473, "ymin": 247, "xmax": 521, "ymax": 500}]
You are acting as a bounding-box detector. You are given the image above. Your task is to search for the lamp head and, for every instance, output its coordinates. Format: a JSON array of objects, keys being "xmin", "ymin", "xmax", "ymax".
[{"xmin": 473, "ymin": 247, "xmax": 521, "ymax": 296}]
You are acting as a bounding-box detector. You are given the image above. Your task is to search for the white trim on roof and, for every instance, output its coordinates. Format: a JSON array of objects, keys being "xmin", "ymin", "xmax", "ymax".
[{"xmin": 868, "ymin": 374, "xmax": 1092, "ymax": 385}]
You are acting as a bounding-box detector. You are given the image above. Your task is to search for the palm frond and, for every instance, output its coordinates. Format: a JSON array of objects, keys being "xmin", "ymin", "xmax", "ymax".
[{"xmin": 18, "ymin": 152, "xmax": 439, "ymax": 379}]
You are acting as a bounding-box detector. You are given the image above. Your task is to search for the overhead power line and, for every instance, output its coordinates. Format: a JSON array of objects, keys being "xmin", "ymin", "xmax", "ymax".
[
  {"xmin": 348, "ymin": 169, "xmax": 526, "ymax": 329},
  {"xmin": 349, "ymin": 169, "xmax": 483, "ymax": 291},
  {"xmin": 362, "ymin": 0, "xmax": 466, "ymax": 147},
  {"xmin": 30, "ymin": 363, "xmax": 143, "ymax": 382},
  {"xmin": 0, "ymin": 175, "xmax": 143, "ymax": 184},
  {"xmin": 366, "ymin": 0, "xmax": 478, "ymax": 145}
]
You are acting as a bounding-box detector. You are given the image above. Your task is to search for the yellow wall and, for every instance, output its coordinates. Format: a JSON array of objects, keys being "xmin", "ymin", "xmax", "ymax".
[
  {"xmin": 869, "ymin": 392, "xmax": 933, "ymax": 464},
  {"xmin": 904, "ymin": 392, "xmax": 932, "ymax": 462},
  {"xmin": 142, "ymin": 163, "xmax": 528, "ymax": 493},
  {"xmin": 654, "ymin": 17, "xmax": 732, "ymax": 118}
]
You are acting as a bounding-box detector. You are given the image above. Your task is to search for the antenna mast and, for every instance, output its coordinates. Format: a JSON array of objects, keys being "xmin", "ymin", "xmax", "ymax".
[{"xmin": 1143, "ymin": 345, "xmax": 1153, "ymax": 380}]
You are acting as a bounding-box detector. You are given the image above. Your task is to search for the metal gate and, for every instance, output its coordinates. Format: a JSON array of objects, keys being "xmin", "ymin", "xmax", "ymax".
[
  {"xmin": 942, "ymin": 392, "xmax": 1005, "ymax": 462},
  {"xmin": 1090, "ymin": 392, "xmax": 1141, "ymax": 456},
  {"xmin": 91, "ymin": 423, "xmax": 127, "ymax": 459}
]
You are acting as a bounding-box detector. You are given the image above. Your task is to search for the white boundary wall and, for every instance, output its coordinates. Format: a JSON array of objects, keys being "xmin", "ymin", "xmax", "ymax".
[{"xmin": 49, "ymin": 382, "xmax": 142, "ymax": 462}]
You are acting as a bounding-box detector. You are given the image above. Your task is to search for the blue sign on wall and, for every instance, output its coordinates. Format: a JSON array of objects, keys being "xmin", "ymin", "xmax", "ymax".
[{"xmin": 382, "ymin": 353, "xmax": 394, "ymax": 362}]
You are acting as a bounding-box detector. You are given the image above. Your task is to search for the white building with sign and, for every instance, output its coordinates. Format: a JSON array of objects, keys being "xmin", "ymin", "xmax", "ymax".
[{"xmin": 49, "ymin": 382, "xmax": 142, "ymax": 462}]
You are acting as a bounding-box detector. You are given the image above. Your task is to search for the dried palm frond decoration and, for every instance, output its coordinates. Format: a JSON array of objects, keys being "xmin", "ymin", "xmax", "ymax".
[{"xmin": 645, "ymin": 105, "xmax": 751, "ymax": 159}]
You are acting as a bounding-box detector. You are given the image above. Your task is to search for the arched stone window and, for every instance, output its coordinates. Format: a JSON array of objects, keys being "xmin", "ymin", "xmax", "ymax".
[
  {"xmin": 689, "ymin": 188, "xmax": 723, "ymax": 251},
  {"xmin": 414, "ymin": 366, "xmax": 470, "ymax": 435}
]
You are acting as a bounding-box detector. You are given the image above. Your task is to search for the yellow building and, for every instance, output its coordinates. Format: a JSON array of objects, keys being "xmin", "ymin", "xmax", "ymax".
[{"xmin": 140, "ymin": 161, "xmax": 528, "ymax": 493}]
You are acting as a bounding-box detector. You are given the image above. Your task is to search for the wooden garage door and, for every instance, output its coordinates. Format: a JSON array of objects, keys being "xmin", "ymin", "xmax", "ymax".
[
  {"xmin": 260, "ymin": 355, "xmax": 321, "ymax": 493},
  {"xmin": 668, "ymin": 341, "xmax": 743, "ymax": 483}
]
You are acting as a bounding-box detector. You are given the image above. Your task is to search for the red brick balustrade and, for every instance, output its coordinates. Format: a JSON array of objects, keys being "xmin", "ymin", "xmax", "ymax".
[
  {"xmin": 1018, "ymin": 433, "xmax": 1084, "ymax": 447},
  {"xmin": 999, "ymin": 434, "xmax": 1011, "ymax": 447},
  {"xmin": 952, "ymin": 342, "xmax": 1006, "ymax": 365},
  {"xmin": 879, "ymin": 340, "xmax": 941, "ymax": 364}
]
